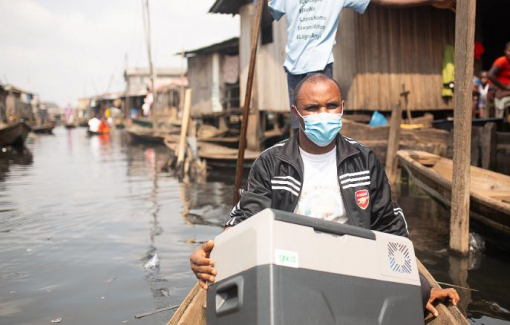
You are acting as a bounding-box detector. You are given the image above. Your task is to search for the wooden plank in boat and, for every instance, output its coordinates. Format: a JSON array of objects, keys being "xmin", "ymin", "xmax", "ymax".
[{"xmin": 407, "ymin": 150, "xmax": 441, "ymax": 167}]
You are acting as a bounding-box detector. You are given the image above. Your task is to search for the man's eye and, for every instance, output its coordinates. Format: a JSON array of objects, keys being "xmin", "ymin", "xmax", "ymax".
[{"xmin": 327, "ymin": 104, "xmax": 339, "ymax": 109}]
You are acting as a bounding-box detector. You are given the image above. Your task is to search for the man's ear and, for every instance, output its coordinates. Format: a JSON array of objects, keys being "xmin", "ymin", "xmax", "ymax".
[
  {"xmin": 340, "ymin": 100, "xmax": 345, "ymax": 115},
  {"xmin": 291, "ymin": 105, "xmax": 304, "ymax": 129}
]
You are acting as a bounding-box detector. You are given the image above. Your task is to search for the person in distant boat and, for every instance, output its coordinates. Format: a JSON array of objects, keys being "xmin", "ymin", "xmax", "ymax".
[
  {"xmin": 142, "ymin": 86, "xmax": 154, "ymax": 117},
  {"xmin": 488, "ymin": 41, "xmax": 510, "ymax": 119},
  {"xmin": 190, "ymin": 74, "xmax": 460, "ymax": 318},
  {"xmin": 260, "ymin": 0, "xmax": 456, "ymax": 132}
]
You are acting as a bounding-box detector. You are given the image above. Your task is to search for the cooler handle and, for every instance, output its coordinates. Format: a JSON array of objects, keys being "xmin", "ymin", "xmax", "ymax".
[
  {"xmin": 215, "ymin": 276, "xmax": 244, "ymax": 317},
  {"xmin": 271, "ymin": 209, "xmax": 376, "ymax": 240}
]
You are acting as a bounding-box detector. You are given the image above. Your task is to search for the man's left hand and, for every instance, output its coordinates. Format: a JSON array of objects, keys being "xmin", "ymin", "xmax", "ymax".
[{"xmin": 426, "ymin": 287, "xmax": 460, "ymax": 317}]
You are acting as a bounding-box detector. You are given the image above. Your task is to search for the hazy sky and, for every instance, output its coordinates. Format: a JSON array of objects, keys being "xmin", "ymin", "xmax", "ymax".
[{"xmin": 0, "ymin": 0, "xmax": 239, "ymax": 106}]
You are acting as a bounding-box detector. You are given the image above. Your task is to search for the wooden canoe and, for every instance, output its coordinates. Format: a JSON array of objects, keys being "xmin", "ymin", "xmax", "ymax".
[
  {"xmin": 0, "ymin": 122, "xmax": 31, "ymax": 147},
  {"xmin": 126, "ymin": 126, "xmax": 179, "ymax": 144},
  {"xmin": 29, "ymin": 122, "xmax": 56, "ymax": 134},
  {"xmin": 167, "ymin": 260, "xmax": 468, "ymax": 325},
  {"xmin": 397, "ymin": 150, "xmax": 510, "ymax": 250},
  {"xmin": 164, "ymin": 136, "xmax": 260, "ymax": 167}
]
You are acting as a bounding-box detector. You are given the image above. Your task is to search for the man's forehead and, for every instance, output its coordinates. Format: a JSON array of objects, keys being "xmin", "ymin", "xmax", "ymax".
[{"xmin": 297, "ymin": 80, "xmax": 342, "ymax": 102}]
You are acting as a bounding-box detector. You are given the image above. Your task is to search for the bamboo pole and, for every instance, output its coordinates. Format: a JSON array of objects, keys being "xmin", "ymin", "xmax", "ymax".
[
  {"xmin": 177, "ymin": 89, "xmax": 192, "ymax": 168},
  {"xmin": 233, "ymin": 0, "xmax": 264, "ymax": 205},
  {"xmin": 450, "ymin": 0, "xmax": 476, "ymax": 255},
  {"xmin": 142, "ymin": 0, "xmax": 157, "ymax": 130}
]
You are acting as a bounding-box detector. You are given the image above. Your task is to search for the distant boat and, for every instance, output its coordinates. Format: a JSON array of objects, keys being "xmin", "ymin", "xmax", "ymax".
[
  {"xmin": 86, "ymin": 130, "xmax": 108, "ymax": 136},
  {"xmin": 29, "ymin": 122, "xmax": 56, "ymax": 134},
  {"xmin": 131, "ymin": 117, "xmax": 154, "ymax": 128},
  {"xmin": 0, "ymin": 122, "xmax": 31, "ymax": 147},
  {"xmin": 397, "ymin": 150, "xmax": 510, "ymax": 251}
]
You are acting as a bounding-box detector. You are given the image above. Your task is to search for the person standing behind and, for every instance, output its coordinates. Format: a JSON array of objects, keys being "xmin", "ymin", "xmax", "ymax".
[
  {"xmin": 476, "ymin": 71, "xmax": 490, "ymax": 118},
  {"xmin": 488, "ymin": 41, "xmax": 510, "ymax": 119},
  {"xmin": 261, "ymin": 0, "xmax": 456, "ymax": 131}
]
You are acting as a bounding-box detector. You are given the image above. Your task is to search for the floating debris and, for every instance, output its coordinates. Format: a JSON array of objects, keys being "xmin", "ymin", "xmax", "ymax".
[
  {"xmin": 144, "ymin": 254, "xmax": 160, "ymax": 271},
  {"xmin": 51, "ymin": 317, "xmax": 62, "ymax": 323},
  {"xmin": 106, "ymin": 276, "xmax": 117, "ymax": 284}
]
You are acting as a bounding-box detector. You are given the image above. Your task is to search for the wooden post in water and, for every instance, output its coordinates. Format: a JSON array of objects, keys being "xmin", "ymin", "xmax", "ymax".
[
  {"xmin": 176, "ymin": 89, "xmax": 192, "ymax": 169},
  {"xmin": 385, "ymin": 103, "xmax": 402, "ymax": 185},
  {"xmin": 233, "ymin": 0, "xmax": 264, "ymax": 205},
  {"xmin": 450, "ymin": 0, "xmax": 476, "ymax": 255}
]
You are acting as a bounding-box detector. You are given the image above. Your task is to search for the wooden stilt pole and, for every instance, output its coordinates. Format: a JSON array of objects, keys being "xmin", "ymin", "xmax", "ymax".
[
  {"xmin": 385, "ymin": 103, "xmax": 402, "ymax": 184},
  {"xmin": 177, "ymin": 89, "xmax": 192, "ymax": 169},
  {"xmin": 450, "ymin": 0, "xmax": 476, "ymax": 255},
  {"xmin": 233, "ymin": 0, "xmax": 264, "ymax": 205}
]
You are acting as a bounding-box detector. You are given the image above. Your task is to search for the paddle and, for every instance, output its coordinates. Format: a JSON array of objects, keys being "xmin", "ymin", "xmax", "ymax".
[{"xmin": 233, "ymin": 0, "xmax": 265, "ymax": 205}]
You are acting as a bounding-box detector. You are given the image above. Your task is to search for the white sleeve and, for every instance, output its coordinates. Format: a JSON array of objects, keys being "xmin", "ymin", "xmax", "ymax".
[
  {"xmin": 343, "ymin": 0, "xmax": 370, "ymax": 14},
  {"xmin": 268, "ymin": 0, "xmax": 285, "ymax": 21}
]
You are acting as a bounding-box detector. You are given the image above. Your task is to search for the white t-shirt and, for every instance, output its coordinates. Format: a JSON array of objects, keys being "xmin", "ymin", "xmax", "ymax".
[
  {"xmin": 269, "ymin": 0, "xmax": 370, "ymax": 74},
  {"xmin": 294, "ymin": 146, "xmax": 348, "ymax": 223}
]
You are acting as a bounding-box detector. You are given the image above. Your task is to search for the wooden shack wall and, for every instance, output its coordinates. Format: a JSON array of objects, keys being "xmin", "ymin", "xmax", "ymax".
[
  {"xmin": 334, "ymin": 6, "xmax": 456, "ymax": 111},
  {"xmin": 239, "ymin": 3, "xmax": 289, "ymax": 113},
  {"xmin": 188, "ymin": 54, "xmax": 230, "ymax": 117},
  {"xmin": 237, "ymin": 4, "xmax": 455, "ymax": 113}
]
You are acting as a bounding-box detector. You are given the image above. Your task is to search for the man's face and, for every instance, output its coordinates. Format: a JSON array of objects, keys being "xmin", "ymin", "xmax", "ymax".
[
  {"xmin": 505, "ymin": 46, "xmax": 510, "ymax": 60},
  {"xmin": 292, "ymin": 79, "xmax": 344, "ymax": 127}
]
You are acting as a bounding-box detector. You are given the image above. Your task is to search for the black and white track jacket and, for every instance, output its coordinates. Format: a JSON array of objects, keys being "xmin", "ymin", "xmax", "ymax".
[{"xmin": 226, "ymin": 133, "xmax": 408, "ymax": 237}]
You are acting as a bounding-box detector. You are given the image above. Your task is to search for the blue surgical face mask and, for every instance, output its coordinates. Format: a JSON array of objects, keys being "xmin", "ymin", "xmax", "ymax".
[{"xmin": 295, "ymin": 109, "xmax": 343, "ymax": 147}]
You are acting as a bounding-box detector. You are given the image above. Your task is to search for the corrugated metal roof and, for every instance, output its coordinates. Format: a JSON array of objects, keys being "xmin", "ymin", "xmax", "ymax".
[
  {"xmin": 209, "ymin": 0, "xmax": 250, "ymax": 15},
  {"xmin": 184, "ymin": 37, "xmax": 239, "ymax": 56}
]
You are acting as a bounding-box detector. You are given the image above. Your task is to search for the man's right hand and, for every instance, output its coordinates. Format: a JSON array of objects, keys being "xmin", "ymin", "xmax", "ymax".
[{"xmin": 190, "ymin": 240, "xmax": 217, "ymax": 290}]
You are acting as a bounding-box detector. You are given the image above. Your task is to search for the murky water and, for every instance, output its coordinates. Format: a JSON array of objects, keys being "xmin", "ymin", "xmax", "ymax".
[{"xmin": 0, "ymin": 127, "xmax": 508, "ymax": 324}]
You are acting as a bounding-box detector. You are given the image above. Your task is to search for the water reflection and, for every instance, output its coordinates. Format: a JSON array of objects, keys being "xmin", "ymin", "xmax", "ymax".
[
  {"xmin": 0, "ymin": 127, "xmax": 508, "ymax": 324},
  {"xmin": 0, "ymin": 146, "xmax": 33, "ymax": 181},
  {"xmin": 397, "ymin": 182, "xmax": 510, "ymax": 323}
]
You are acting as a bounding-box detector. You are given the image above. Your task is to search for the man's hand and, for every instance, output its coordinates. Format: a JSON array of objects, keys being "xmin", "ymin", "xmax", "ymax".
[
  {"xmin": 190, "ymin": 240, "xmax": 217, "ymax": 290},
  {"xmin": 426, "ymin": 287, "xmax": 460, "ymax": 317}
]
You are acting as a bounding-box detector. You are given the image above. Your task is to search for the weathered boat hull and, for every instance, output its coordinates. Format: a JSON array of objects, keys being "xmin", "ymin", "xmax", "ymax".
[
  {"xmin": 131, "ymin": 118, "xmax": 154, "ymax": 128},
  {"xmin": 30, "ymin": 122, "xmax": 56, "ymax": 134},
  {"xmin": 397, "ymin": 150, "xmax": 510, "ymax": 251},
  {"xmin": 0, "ymin": 122, "xmax": 31, "ymax": 147}
]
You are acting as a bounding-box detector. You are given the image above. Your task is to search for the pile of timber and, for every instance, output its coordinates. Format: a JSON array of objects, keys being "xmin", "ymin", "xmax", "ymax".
[{"xmin": 341, "ymin": 119, "xmax": 450, "ymax": 163}]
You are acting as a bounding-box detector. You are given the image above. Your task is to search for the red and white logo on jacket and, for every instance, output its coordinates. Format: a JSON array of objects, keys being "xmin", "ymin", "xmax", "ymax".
[{"xmin": 355, "ymin": 190, "xmax": 370, "ymax": 210}]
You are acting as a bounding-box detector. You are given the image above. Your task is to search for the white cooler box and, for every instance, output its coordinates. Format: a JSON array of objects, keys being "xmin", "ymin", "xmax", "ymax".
[{"xmin": 207, "ymin": 209, "xmax": 423, "ymax": 325}]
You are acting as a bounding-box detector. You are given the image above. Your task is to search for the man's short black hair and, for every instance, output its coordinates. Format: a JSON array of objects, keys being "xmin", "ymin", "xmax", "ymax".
[{"xmin": 293, "ymin": 73, "xmax": 342, "ymax": 106}]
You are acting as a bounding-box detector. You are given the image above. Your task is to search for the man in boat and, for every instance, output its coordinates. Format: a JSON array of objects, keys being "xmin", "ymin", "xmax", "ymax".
[
  {"xmin": 190, "ymin": 74, "xmax": 459, "ymax": 317},
  {"xmin": 260, "ymin": 0, "xmax": 456, "ymax": 132},
  {"xmin": 488, "ymin": 41, "xmax": 510, "ymax": 119}
]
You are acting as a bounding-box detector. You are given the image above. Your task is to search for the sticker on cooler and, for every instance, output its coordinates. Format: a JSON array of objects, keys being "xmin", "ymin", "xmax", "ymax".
[
  {"xmin": 274, "ymin": 249, "xmax": 299, "ymax": 268},
  {"xmin": 355, "ymin": 189, "xmax": 370, "ymax": 210}
]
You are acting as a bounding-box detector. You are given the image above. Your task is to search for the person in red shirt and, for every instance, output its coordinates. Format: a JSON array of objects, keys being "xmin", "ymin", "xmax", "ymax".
[{"xmin": 488, "ymin": 41, "xmax": 510, "ymax": 118}]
